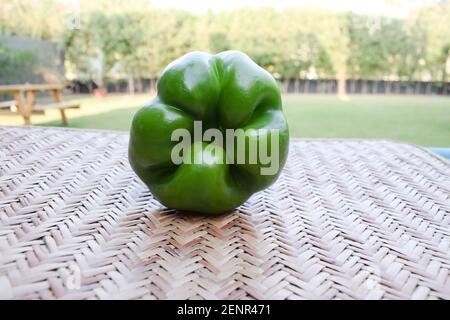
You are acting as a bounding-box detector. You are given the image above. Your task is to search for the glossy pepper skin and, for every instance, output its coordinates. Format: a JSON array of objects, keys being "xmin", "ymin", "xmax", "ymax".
[{"xmin": 129, "ymin": 51, "xmax": 289, "ymax": 214}]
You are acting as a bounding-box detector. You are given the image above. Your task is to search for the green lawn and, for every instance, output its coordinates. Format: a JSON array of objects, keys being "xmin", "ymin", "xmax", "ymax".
[
  {"xmin": 1, "ymin": 94, "xmax": 449, "ymax": 146},
  {"xmin": 283, "ymin": 95, "xmax": 450, "ymax": 147}
]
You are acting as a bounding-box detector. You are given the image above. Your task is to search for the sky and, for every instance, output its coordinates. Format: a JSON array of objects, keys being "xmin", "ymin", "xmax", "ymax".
[{"xmin": 150, "ymin": 0, "xmax": 436, "ymax": 17}]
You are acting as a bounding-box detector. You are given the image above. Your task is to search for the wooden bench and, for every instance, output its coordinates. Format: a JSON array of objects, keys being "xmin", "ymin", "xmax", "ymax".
[
  {"xmin": 0, "ymin": 100, "xmax": 16, "ymax": 111},
  {"xmin": 0, "ymin": 100, "xmax": 46, "ymax": 115},
  {"xmin": 34, "ymin": 101, "xmax": 80, "ymax": 125},
  {"xmin": 0, "ymin": 84, "xmax": 80, "ymax": 125}
]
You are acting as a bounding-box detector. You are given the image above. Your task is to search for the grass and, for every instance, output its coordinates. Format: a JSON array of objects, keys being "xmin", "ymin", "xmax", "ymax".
[
  {"xmin": 1, "ymin": 94, "xmax": 449, "ymax": 147},
  {"xmin": 283, "ymin": 95, "xmax": 450, "ymax": 147}
]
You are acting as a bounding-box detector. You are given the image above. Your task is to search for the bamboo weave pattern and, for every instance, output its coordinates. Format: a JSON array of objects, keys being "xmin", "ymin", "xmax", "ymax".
[{"xmin": 0, "ymin": 126, "xmax": 449, "ymax": 299}]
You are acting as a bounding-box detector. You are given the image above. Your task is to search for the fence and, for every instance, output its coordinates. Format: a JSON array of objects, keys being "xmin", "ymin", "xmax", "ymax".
[
  {"xmin": 281, "ymin": 79, "xmax": 450, "ymax": 95},
  {"xmin": 0, "ymin": 35, "xmax": 64, "ymax": 85},
  {"xmin": 70, "ymin": 78, "xmax": 450, "ymax": 96},
  {"xmin": 70, "ymin": 79, "xmax": 158, "ymax": 94},
  {"xmin": 0, "ymin": 35, "xmax": 448, "ymax": 96}
]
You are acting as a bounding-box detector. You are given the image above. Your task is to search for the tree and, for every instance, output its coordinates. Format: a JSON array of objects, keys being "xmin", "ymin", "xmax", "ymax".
[
  {"xmin": 0, "ymin": 0, "xmax": 64, "ymax": 40},
  {"xmin": 2, "ymin": 0, "xmax": 448, "ymax": 91},
  {"xmin": 319, "ymin": 12, "xmax": 350, "ymax": 98},
  {"xmin": 412, "ymin": 2, "xmax": 450, "ymax": 91}
]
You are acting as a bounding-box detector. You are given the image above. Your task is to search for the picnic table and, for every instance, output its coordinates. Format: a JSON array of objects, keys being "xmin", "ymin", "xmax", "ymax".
[
  {"xmin": 0, "ymin": 84, "xmax": 79, "ymax": 125},
  {"xmin": 0, "ymin": 126, "xmax": 449, "ymax": 299}
]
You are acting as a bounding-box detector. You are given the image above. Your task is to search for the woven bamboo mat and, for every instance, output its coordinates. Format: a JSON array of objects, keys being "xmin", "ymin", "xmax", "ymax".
[{"xmin": 0, "ymin": 126, "xmax": 449, "ymax": 300}]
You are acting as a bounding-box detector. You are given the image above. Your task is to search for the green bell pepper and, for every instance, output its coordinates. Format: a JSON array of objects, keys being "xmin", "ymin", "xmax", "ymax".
[{"xmin": 128, "ymin": 50, "xmax": 289, "ymax": 214}]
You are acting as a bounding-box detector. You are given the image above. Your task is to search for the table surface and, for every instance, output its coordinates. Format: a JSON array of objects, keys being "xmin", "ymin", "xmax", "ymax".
[
  {"xmin": 0, "ymin": 84, "xmax": 62, "ymax": 93},
  {"xmin": 0, "ymin": 126, "xmax": 449, "ymax": 300}
]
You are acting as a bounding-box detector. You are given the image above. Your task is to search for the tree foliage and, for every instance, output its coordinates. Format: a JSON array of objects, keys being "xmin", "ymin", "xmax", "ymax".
[
  {"xmin": 0, "ymin": 41, "xmax": 36, "ymax": 83},
  {"xmin": 0, "ymin": 0, "xmax": 449, "ymax": 87}
]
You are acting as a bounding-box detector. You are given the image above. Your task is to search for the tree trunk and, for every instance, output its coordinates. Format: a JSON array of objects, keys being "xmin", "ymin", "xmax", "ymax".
[
  {"xmin": 349, "ymin": 79, "xmax": 355, "ymax": 94},
  {"xmin": 407, "ymin": 81, "xmax": 413, "ymax": 95},
  {"xmin": 414, "ymin": 81, "xmax": 419, "ymax": 95},
  {"xmin": 294, "ymin": 79, "xmax": 300, "ymax": 94},
  {"xmin": 151, "ymin": 78, "xmax": 157, "ymax": 94},
  {"xmin": 337, "ymin": 75, "xmax": 347, "ymax": 99},
  {"xmin": 362, "ymin": 80, "xmax": 367, "ymax": 94},
  {"xmin": 283, "ymin": 79, "xmax": 289, "ymax": 94},
  {"xmin": 137, "ymin": 78, "xmax": 143, "ymax": 93},
  {"xmin": 128, "ymin": 74, "xmax": 135, "ymax": 95},
  {"xmin": 426, "ymin": 82, "xmax": 432, "ymax": 95},
  {"xmin": 442, "ymin": 62, "xmax": 448, "ymax": 95}
]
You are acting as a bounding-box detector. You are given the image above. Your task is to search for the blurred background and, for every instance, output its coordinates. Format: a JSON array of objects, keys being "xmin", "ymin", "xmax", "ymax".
[{"xmin": 0, "ymin": 0, "xmax": 449, "ymax": 147}]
